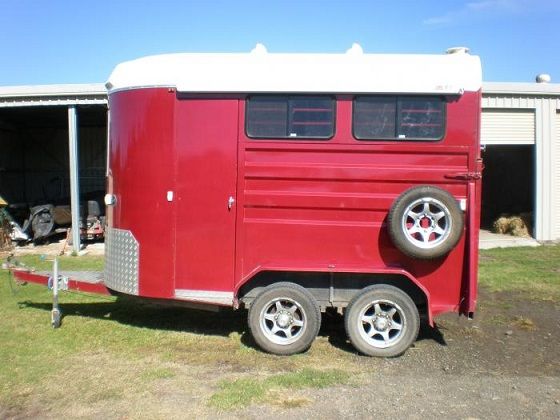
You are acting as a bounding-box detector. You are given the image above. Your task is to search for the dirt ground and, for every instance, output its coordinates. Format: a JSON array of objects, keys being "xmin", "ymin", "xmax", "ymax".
[
  {"xmin": 1, "ymin": 239, "xmax": 105, "ymax": 257},
  {"xmin": 237, "ymin": 287, "xmax": 560, "ymax": 419}
]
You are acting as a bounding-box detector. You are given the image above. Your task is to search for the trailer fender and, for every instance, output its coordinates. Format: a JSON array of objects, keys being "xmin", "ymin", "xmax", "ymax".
[{"xmin": 235, "ymin": 266, "xmax": 433, "ymax": 325}]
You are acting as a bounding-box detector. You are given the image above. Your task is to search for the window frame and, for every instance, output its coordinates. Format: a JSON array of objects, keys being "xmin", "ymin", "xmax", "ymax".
[
  {"xmin": 352, "ymin": 95, "xmax": 446, "ymax": 142},
  {"xmin": 245, "ymin": 94, "xmax": 336, "ymax": 141}
]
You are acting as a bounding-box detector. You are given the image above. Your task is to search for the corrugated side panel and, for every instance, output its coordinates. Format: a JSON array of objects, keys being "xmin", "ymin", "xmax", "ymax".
[
  {"xmin": 240, "ymin": 143, "xmax": 469, "ymax": 276},
  {"xmin": 554, "ymin": 112, "xmax": 560, "ymax": 240},
  {"xmin": 481, "ymin": 110, "xmax": 535, "ymax": 145}
]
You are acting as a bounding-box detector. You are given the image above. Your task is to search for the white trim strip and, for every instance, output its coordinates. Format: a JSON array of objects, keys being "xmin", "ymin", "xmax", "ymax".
[{"xmin": 174, "ymin": 289, "xmax": 234, "ymax": 306}]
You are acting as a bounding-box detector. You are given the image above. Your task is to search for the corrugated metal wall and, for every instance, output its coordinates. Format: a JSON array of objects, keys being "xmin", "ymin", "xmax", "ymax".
[
  {"xmin": 535, "ymin": 98, "xmax": 560, "ymax": 242},
  {"xmin": 481, "ymin": 110, "xmax": 535, "ymax": 144},
  {"xmin": 0, "ymin": 110, "xmax": 106, "ymax": 205},
  {"xmin": 19, "ymin": 126, "xmax": 105, "ymax": 204},
  {"xmin": 0, "ymin": 126, "xmax": 22, "ymax": 203},
  {"xmin": 79, "ymin": 126, "xmax": 106, "ymax": 194},
  {"xmin": 482, "ymin": 94, "xmax": 560, "ymax": 241},
  {"xmin": 21, "ymin": 127, "xmax": 68, "ymax": 203},
  {"xmin": 554, "ymin": 112, "xmax": 560, "ymax": 240}
]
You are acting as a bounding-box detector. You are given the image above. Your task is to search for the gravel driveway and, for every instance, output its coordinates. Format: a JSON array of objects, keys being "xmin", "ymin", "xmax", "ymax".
[{"xmin": 237, "ymin": 288, "xmax": 560, "ymax": 419}]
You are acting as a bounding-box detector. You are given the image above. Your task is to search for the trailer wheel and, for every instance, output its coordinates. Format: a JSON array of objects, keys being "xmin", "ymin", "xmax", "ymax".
[
  {"xmin": 388, "ymin": 185, "xmax": 464, "ymax": 259},
  {"xmin": 248, "ymin": 282, "xmax": 321, "ymax": 356},
  {"xmin": 345, "ymin": 285, "xmax": 419, "ymax": 357}
]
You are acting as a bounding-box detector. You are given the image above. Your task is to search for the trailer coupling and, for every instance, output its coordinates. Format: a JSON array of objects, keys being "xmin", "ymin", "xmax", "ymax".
[{"xmin": 5, "ymin": 257, "xmax": 110, "ymax": 328}]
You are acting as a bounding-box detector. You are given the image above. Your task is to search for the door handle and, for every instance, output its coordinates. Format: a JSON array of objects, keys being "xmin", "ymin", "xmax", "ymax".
[{"xmin": 228, "ymin": 196, "xmax": 235, "ymax": 210}]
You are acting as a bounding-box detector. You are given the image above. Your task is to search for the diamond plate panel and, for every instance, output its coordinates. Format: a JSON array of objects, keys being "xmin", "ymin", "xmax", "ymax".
[{"xmin": 104, "ymin": 228, "xmax": 139, "ymax": 295}]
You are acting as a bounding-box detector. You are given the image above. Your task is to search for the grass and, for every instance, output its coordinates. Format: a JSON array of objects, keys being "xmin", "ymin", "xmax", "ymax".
[
  {"xmin": 208, "ymin": 368, "xmax": 350, "ymax": 410},
  {"xmin": 0, "ymin": 246, "xmax": 558, "ymax": 415},
  {"xmin": 0, "ymin": 254, "xmax": 359, "ymax": 416},
  {"xmin": 6, "ymin": 254, "xmax": 104, "ymax": 272},
  {"xmin": 141, "ymin": 367, "xmax": 177, "ymax": 381},
  {"xmin": 479, "ymin": 245, "xmax": 560, "ymax": 300}
]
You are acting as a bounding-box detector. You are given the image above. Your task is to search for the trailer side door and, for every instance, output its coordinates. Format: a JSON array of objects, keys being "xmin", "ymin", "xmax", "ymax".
[{"xmin": 173, "ymin": 98, "xmax": 238, "ymax": 304}]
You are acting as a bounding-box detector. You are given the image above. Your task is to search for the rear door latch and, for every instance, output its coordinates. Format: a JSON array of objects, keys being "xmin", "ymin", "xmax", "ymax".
[{"xmin": 444, "ymin": 172, "xmax": 481, "ymax": 180}]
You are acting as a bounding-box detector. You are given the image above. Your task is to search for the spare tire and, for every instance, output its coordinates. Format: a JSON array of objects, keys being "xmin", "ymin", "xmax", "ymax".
[{"xmin": 387, "ymin": 186, "xmax": 464, "ymax": 260}]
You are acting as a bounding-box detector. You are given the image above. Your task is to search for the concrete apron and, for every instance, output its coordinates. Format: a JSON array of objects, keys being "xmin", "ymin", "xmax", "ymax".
[{"xmin": 479, "ymin": 229, "xmax": 540, "ymax": 250}]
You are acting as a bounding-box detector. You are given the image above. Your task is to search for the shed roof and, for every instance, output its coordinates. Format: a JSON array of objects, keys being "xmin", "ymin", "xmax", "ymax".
[
  {"xmin": 483, "ymin": 82, "xmax": 560, "ymax": 96},
  {"xmin": 0, "ymin": 83, "xmax": 107, "ymax": 107}
]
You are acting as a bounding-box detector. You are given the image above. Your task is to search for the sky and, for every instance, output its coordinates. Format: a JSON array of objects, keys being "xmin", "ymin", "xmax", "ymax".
[{"xmin": 0, "ymin": 0, "xmax": 557, "ymax": 86}]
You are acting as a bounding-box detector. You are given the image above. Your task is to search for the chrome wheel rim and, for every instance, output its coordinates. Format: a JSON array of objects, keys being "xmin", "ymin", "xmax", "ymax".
[
  {"xmin": 357, "ymin": 299, "xmax": 406, "ymax": 349},
  {"xmin": 259, "ymin": 297, "xmax": 307, "ymax": 345},
  {"xmin": 401, "ymin": 197, "xmax": 452, "ymax": 249}
]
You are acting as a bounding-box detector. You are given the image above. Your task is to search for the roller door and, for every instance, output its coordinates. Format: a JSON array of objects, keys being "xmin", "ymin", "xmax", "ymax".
[{"xmin": 481, "ymin": 110, "xmax": 535, "ymax": 145}]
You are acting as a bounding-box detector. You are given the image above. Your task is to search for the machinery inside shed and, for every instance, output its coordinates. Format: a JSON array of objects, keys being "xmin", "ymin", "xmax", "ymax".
[{"xmin": 0, "ymin": 105, "xmax": 107, "ymax": 245}]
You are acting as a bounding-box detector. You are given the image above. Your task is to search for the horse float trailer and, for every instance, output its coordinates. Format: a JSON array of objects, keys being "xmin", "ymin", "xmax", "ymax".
[{"xmin": 10, "ymin": 45, "xmax": 483, "ymax": 357}]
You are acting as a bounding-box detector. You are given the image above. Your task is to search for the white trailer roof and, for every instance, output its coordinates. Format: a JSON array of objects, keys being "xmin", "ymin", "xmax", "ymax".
[{"xmin": 107, "ymin": 45, "xmax": 482, "ymax": 95}]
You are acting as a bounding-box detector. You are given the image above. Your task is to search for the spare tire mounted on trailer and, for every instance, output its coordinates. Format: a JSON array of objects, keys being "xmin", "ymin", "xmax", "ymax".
[{"xmin": 387, "ymin": 185, "xmax": 464, "ymax": 259}]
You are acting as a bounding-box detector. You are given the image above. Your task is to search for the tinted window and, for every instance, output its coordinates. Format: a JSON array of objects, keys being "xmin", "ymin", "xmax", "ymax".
[
  {"xmin": 353, "ymin": 97, "xmax": 396, "ymax": 139},
  {"xmin": 247, "ymin": 96, "xmax": 335, "ymax": 139},
  {"xmin": 354, "ymin": 96, "xmax": 445, "ymax": 140}
]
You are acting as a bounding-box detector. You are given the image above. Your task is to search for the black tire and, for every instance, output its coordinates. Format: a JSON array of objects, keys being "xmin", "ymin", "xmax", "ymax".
[
  {"xmin": 248, "ymin": 282, "xmax": 321, "ymax": 356},
  {"xmin": 387, "ymin": 185, "xmax": 464, "ymax": 259},
  {"xmin": 345, "ymin": 285, "xmax": 420, "ymax": 357}
]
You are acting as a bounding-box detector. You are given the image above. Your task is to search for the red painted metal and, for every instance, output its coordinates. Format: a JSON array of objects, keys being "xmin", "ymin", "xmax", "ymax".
[
  {"xmin": 12, "ymin": 270, "xmax": 110, "ymax": 295},
  {"xmin": 108, "ymin": 88, "xmax": 176, "ymax": 298},
  {"xmin": 174, "ymin": 98, "xmax": 238, "ymax": 293},
  {"xmin": 106, "ymin": 88, "xmax": 481, "ymax": 321}
]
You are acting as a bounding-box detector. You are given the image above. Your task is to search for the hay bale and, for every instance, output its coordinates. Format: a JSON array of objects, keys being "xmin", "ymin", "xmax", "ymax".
[
  {"xmin": 492, "ymin": 214, "xmax": 531, "ymax": 237},
  {"xmin": 492, "ymin": 216, "xmax": 510, "ymax": 234},
  {"xmin": 509, "ymin": 216, "xmax": 530, "ymax": 237}
]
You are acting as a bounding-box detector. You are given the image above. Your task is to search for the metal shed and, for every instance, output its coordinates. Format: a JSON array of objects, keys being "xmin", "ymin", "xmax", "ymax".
[
  {"xmin": 1, "ymin": 81, "xmax": 559, "ymax": 248},
  {"xmin": 481, "ymin": 82, "xmax": 560, "ymax": 241},
  {"xmin": 0, "ymin": 84, "xmax": 107, "ymax": 252}
]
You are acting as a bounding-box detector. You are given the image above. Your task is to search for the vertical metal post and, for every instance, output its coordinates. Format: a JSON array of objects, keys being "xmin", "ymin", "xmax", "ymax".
[
  {"xmin": 68, "ymin": 106, "xmax": 81, "ymax": 254},
  {"xmin": 105, "ymin": 107, "xmax": 110, "ymax": 177},
  {"xmin": 51, "ymin": 257, "xmax": 61, "ymax": 328}
]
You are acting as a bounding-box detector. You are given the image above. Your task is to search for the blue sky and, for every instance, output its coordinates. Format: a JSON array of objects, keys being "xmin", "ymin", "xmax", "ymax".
[{"xmin": 0, "ymin": 0, "xmax": 557, "ymax": 86}]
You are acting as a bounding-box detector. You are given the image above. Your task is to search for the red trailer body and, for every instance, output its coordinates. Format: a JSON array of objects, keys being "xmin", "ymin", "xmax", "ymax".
[{"xmin": 101, "ymin": 46, "xmax": 482, "ymax": 356}]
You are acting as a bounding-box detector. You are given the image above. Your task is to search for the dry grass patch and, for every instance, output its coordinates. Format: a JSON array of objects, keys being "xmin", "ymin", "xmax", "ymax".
[
  {"xmin": 141, "ymin": 367, "xmax": 176, "ymax": 381},
  {"xmin": 513, "ymin": 316, "xmax": 536, "ymax": 331},
  {"xmin": 208, "ymin": 368, "xmax": 351, "ymax": 410},
  {"xmin": 268, "ymin": 392, "xmax": 312, "ymax": 408}
]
